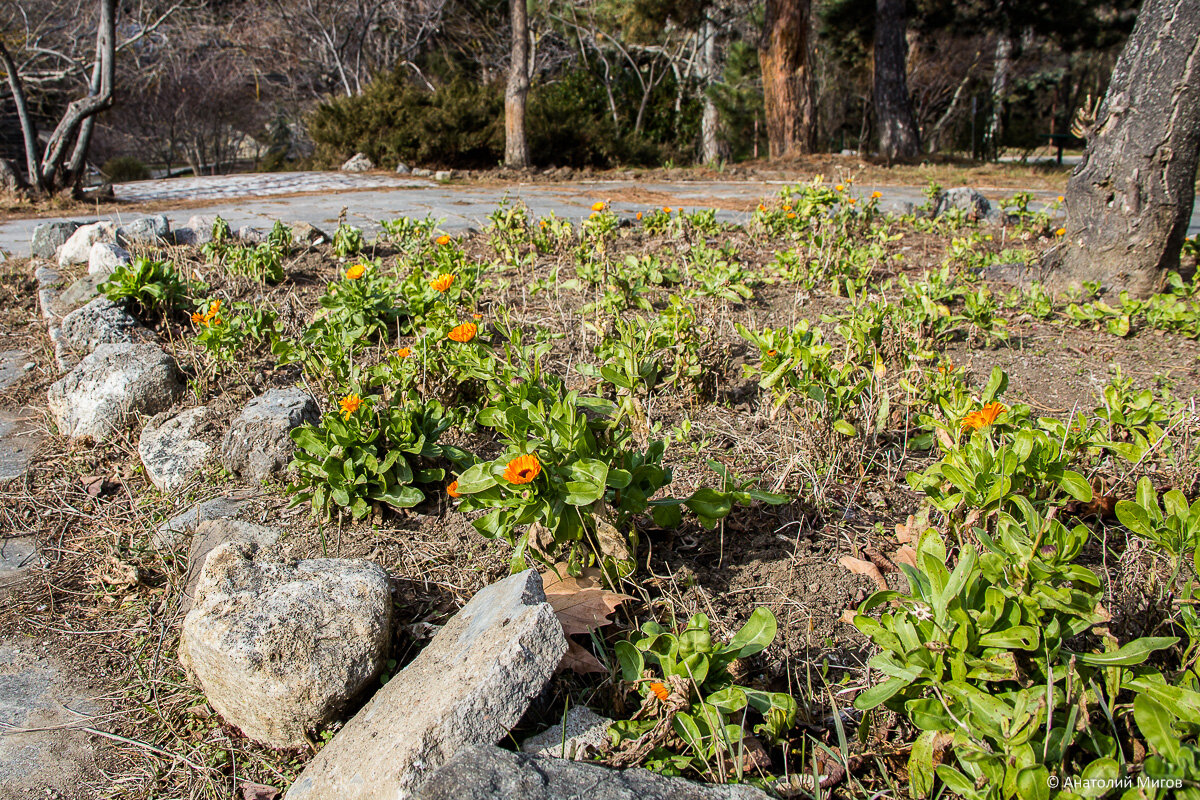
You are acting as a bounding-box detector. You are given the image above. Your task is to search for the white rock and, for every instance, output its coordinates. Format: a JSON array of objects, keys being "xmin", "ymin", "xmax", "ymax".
[
  {"xmin": 284, "ymin": 570, "xmax": 567, "ymax": 800},
  {"xmin": 434, "ymin": 170, "xmax": 453, "ymax": 182},
  {"xmin": 522, "ymin": 707, "xmax": 613, "ymax": 760},
  {"xmin": 395, "ymin": 162, "xmax": 411, "ymax": 174},
  {"xmin": 58, "ymin": 222, "xmax": 116, "ymax": 266},
  {"xmin": 220, "ymin": 388, "xmax": 318, "ymax": 480},
  {"xmin": 138, "ymin": 407, "xmax": 212, "ymax": 492},
  {"xmin": 30, "ymin": 221, "xmax": 83, "ymax": 259},
  {"xmin": 179, "ymin": 541, "xmax": 393, "ymax": 748},
  {"xmin": 116, "ymin": 214, "xmax": 170, "ymax": 245},
  {"xmin": 183, "ymin": 519, "xmax": 281, "ymax": 609},
  {"xmin": 47, "ymin": 343, "xmax": 183, "ymax": 441},
  {"xmin": 88, "ymin": 242, "xmax": 131, "ymax": 277},
  {"xmin": 58, "ymin": 297, "xmax": 140, "ymax": 354},
  {"xmin": 341, "ymin": 153, "xmax": 374, "ymax": 172},
  {"xmin": 152, "ymin": 496, "xmax": 250, "ymax": 552}
]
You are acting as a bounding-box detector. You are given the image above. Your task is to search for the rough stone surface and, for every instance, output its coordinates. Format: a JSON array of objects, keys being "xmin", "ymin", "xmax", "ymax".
[
  {"xmin": 220, "ymin": 388, "xmax": 318, "ymax": 480},
  {"xmin": 0, "ymin": 350, "xmax": 31, "ymax": 393},
  {"xmin": 291, "ymin": 221, "xmax": 328, "ymax": 245},
  {"xmin": 285, "ymin": 570, "xmax": 568, "ymax": 800},
  {"xmin": 414, "ymin": 746, "xmax": 773, "ymax": 800},
  {"xmin": 0, "ymin": 536, "xmax": 40, "ymax": 587},
  {"xmin": 341, "ymin": 153, "xmax": 374, "ymax": 172},
  {"xmin": 58, "ymin": 221, "xmax": 116, "ymax": 266},
  {"xmin": 151, "ymin": 496, "xmax": 250, "ymax": 552},
  {"xmin": 934, "ymin": 187, "xmax": 992, "ymax": 221},
  {"xmin": 46, "ymin": 274, "xmax": 104, "ymax": 321},
  {"xmin": 87, "ymin": 242, "xmax": 131, "ymax": 277},
  {"xmin": 434, "ymin": 170, "xmax": 453, "ymax": 182},
  {"xmin": 179, "ymin": 541, "xmax": 392, "ymax": 748},
  {"xmin": 521, "ymin": 707, "xmax": 613, "ymax": 760},
  {"xmin": 395, "ymin": 162, "xmax": 411, "ymax": 174},
  {"xmin": 59, "ymin": 298, "xmax": 141, "ymax": 354},
  {"xmin": 176, "ymin": 214, "xmax": 217, "ymax": 246},
  {"xmin": 412, "ymin": 167, "xmax": 434, "ymax": 177},
  {"xmin": 183, "ymin": 519, "xmax": 280, "ymax": 610},
  {"xmin": 47, "ymin": 343, "xmax": 183, "ymax": 441},
  {"xmin": 138, "ymin": 407, "xmax": 212, "ymax": 492},
  {"xmin": 0, "ymin": 408, "xmax": 45, "ymax": 482},
  {"xmin": 30, "ymin": 221, "xmax": 83, "ymax": 259},
  {"xmin": 116, "ymin": 214, "xmax": 170, "ymax": 245},
  {"xmin": 236, "ymin": 226, "xmax": 267, "ymax": 244}
]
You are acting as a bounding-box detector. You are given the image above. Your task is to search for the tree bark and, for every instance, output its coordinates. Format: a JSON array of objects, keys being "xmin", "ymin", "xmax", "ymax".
[
  {"xmin": 758, "ymin": 0, "xmax": 817, "ymax": 159},
  {"xmin": 1045, "ymin": 0, "xmax": 1200, "ymax": 298},
  {"xmin": 873, "ymin": 0, "xmax": 920, "ymax": 160},
  {"xmin": 504, "ymin": 0, "xmax": 530, "ymax": 169},
  {"xmin": 986, "ymin": 11, "xmax": 1013, "ymax": 160},
  {"xmin": 700, "ymin": 14, "xmax": 724, "ymax": 164},
  {"xmin": 0, "ymin": 42, "xmax": 43, "ymax": 193}
]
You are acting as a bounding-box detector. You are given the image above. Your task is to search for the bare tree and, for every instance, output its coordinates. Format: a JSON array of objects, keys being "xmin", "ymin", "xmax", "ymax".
[
  {"xmin": 505, "ymin": 0, "xmax": 530, "ymax": 168},
  {"xmin": 759, "ymin": 0, "xmax": 817, "ymax": 158},
  {"xmin": 873, "ymin": 0, "xmax": 920, "ymax": 159}
]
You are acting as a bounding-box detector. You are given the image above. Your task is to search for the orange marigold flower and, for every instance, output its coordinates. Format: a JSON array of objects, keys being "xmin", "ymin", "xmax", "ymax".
[
  {"xmin": 636, "ymin": 211, "xmax": 643, "ymax": 220},
  {"xmin": 757, "ymin": 203, "xmax": 766, "ymax": 212},
  {"xmin": 503, "ymin": 453, "xmax": 541, "ymax": 485},
  {"xmin": 397, "ymin": 347, "xmax": 412, "ymax": 358},
  {"xmin": 1056, "ymin": 195, "xmax": 1065, "ymax": 203},
  {"xmin": 430, "ymin": 273, "xmax": 456, "ymax": 292},
  {"xmin": 961, "ymin": 401, "xmax": 1007, "ymax": 431},
  {"xmin": 835, "ymin": 184, "xmax": 844, "ymax": 192},
  {"xmin": 339, "ymin": 393, "xmax": 363, "ymax": 420},
  {"xmin": 786, "ymin": 212, "xmax": 797, "ymax": 219},
  {"xmin": 650, "ymin": 682, "xmax": 670, "ymax": 702},
  {"xmin": 472, "ymin": 313, "xmax": 483, "ymax": 320},
  {"xmin": 1055, "ymin": 227, "xmax": 1066, "ymax": 237},
  {"xmin": 783, "ymin": 204, "xmax": 792, "ymax": 211},
  {"xmin": 447, "ymin": 480, "xmax": 461, "ymax": 498},
  {"xmin": 435, "ymin": 234, "xmax": 451, "ymax": 246},
  {"xmin": 539, "ymin": 220, "xmax": 547, "ymax": 228},
  {"xmin": 589, "ymin": 211, "xmax": 599, "ymax": 219},
  {"xmin": 191, "ymin": 312, "xmax": 203, "ymax": 325},
  {"xmin": 207, "ymin": 300, "xmax": 221, "ymax": 317},
  {"xmin": 847, "ymin": 197, "xmax": 857, "ymax": 205},
  {"xmin": 345, "ymin": 263, "xmax": 366, "ymax": 280},
  {"xmin": 662, "ymin": 206, "xmax": 672, "ymax": 213},
  {"xmin": 871, "ymin": 191, "xmax": 882, "ymax": 199},
  {"xmin": 448, "ymin": 322, "xmax": 477, "ymax": 343},
  {"xmin": 767, "ymin": 349, "xmax": 777, "ymax": 357},
  {"xmin": 591, "ymin": 201, "xmax": 607, "ymax": 212}
]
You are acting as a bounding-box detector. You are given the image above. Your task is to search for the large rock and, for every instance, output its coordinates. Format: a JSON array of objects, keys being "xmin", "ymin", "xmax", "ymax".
[
  {"xmin": 151, "ymin": 496, "xmax": 250, "ymax": 552},
  {"xmin": 182, "ymin": 519, "xmax": 281, "ymax": 610},
  {"xmin": 933, "ymin": 188, "xmax": 992, "ymax": 221},
  {"xmin": 395, "ymin": 162, "xmax": 411, "ymax": 175},
  {"xmin": 46, "ymin": 274, "xmax": 104, "ymax": 321},
  {"xmin": 138, "ymin": 407, "xmax": 212, "ymax": 492},
  {"xmin": 284, "ymin": 570, "xmax": 567, "ymax": 800},
  {"xmin": 414, "ymin": 745, "xmax": 773, "ymax": 800},
  {"xmin": 521, "ymin": 707, "xmax": 613, "ymax": 760},
  {"xmin": 178, "ymin": 541, "xmax": 392, "ymax": 748},
  {"xmin": 174, "ymin": 215, "xmax": 217, "ymax": 247},
  {"xmin": 291, "ymin": 221, "xmax": 328, "ymax": 245},
  {"xmin": 59, "ymin": 297, "xmax": 141, "ymax": 354},
  {"xmin": 58, "ymin": 221, "xmax": 116, "ymax": 266},
  {"xmin": 341, "ymin": 153, "xmax": 374, "ymax": 172},
  {"xmin": 221, "ymin": 388, "xmax": 318, "ymax": 480},
  {"xmin": 116, "ymin": 214, "xmax": 170, "ymax": 245},
  {"xmin": 30, "ymin": 221, "xmax": 83, "ymax": 259},
  {"xmin": 0, "ymin": 407, "xmax": 44, "ymax": 483},
  {"xmin": 47, "ymin": 343, "xmax": 183, "ymax": 441},
  {"xmin": 88, "ymin": 242, "xmax": 131, "ymax": 277}
]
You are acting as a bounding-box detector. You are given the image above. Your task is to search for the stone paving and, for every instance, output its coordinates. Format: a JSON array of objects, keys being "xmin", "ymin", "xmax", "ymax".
[{"xmin": 112, "ymin": 170, "xmax": 429, "ymax": 203}]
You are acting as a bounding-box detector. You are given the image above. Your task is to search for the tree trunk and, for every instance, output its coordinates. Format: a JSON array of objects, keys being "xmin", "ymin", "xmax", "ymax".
[
  {"xmin": 0, "ymin": 42, "xmax": 43, "ymax": 193},
  {"xmin": 986, "ymin": 15, "xmax": 1012, "ymax": 160},
  {"xmin": 873, "ymin": 0, "xmax": 920, "ymax": 160},
  {"xmin": 758, "ymin": 0, "xmax": 817, "ymax": 159},
  {"xmin": 700, "ymin": 15, "xmax": 724, "ymax": 164},
  {"xmin": 504, "ymin": 0, "xmax": 530, "ymax": 169},
  {"xmin": 1045, "ymin": 0, "xmax": 1200, "ymax": 298}
]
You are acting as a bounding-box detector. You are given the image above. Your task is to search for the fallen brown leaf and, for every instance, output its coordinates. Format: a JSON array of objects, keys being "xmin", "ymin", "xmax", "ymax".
[
  {"xmin": 560, "ymin": 640, "xmax": 606, "ymax": 674},
  {"xmin": 893, "ymin": 545, "xmax": 918, "ymax": 570},
  {"xmin": 541, "ymin": 563, "xmax": 632, "ymax": 636},
  {"xmin": 838, "ymin": 555, "xmax": 888, "ymax": 592},
  {"xmin": 94, "ymin": 555, "xmax": 138, "ymax": 588},
  {"xmin": 240, "ymin": 782, "xmax": 279, "ymax": 800}
]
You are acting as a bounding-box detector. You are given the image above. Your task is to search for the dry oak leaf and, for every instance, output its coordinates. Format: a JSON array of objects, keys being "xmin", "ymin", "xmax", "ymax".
[
  {"xmin": 540, "ymin": 563, "xmax": 632, "ymax": 674},
  {"xmin": 838, "ymin": 555, "xmax": 888, "ymax": 592}
]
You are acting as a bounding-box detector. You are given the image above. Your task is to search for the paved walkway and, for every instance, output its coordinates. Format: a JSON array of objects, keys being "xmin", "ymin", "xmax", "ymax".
[{"xmin": 1, "ymin": 170, "xmax": 1195, "ymax": 257}]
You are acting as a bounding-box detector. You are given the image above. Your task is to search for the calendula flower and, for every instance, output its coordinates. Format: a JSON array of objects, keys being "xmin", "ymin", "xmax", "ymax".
[
  {"xmin": 191, "ymin": 312, "xmax": 203, "ymax": 325},
  {"xmin": 787, "ymin": 212, "xmax": 797, "ymax": 219},
  {"xmin": 435, "ymin": 234, "xmax": 451, "ymax": 246},
  {"xmin": 961, "ymin": 401, "xmax": 1007, "ymax": 431},
  {"xmin": 767, "ymin": 349, "xmax": 777, "ymax": 357},
  {"xmin": 848, "ymin": 197, "xmax": 857, "ymax": 205},
  {"xmin": 345, "ymin": 263, "xmax": 366, "ymax": 280},
  {"xmin": 757, "ymin": 203, "xmax": 766, "ymax": 212},
  {"xmin": 663, "ymin": 206, "xmax": 672, "ymax": 213},
  {"xmin": 871, "ymin": 191, "xmax": 882, "ymax": 199},
  {"xmin": 1055, "ymin": 227, "xmax": 1066, "ymax": 237},
  {"xmin": 539, "ymin": 219, "xmax": 547, "ymax": 228},
  {"xmin": 835, "ymin": 184, "xmax": 844, "ymax": 192},
  {"xmin": 430, "ymin": 273, "xmax": 456, "ymax": 292},
  {"xmin": 503, "ymin": 453, "xmax": 541, "ymax": 484},
  {"xmin": 636, "ymin": 211, "xmax": 643, "ymax": 220},
  {"xmin": 1056, "ymin": 195, "xmax": 1065, "ymax": 203},
  {"xmin": 448, "ymin": 322, "xmax": 477, "ymax": 343},
  {"xmin": 472, "ymin": 313, "xmax": 483, "ymax": 320},
  {"xmin": 589, "ymin": 211, "xmax": 599, "ymax": 219},
  {"xmin": 446, "ymin": 480, "xmax": 461, "ymax": 498},
  {"xmin": 650, "ymin": 682, "xmax": 670, "ymax": 702},
  {"xmin": 783, "ymin": 204, "xmax": 792, "ymax": 211},
  {"xmin": 207, "ymin": 300, "xmax": 221, "ymax": 317},
  {"xmin": 339, "ymin": 393, "xmax": 363, "ymax": 420},
  {"xmin": 396, "ymin": 347, "xmax": 411, "ymax": 358},
  {"xmin": 591, "ymin": 201, "xmax": 606, "ymax": 212}
]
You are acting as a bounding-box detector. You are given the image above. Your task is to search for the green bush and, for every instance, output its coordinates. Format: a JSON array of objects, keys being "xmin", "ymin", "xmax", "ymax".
[{"xmin": 101, "ymin": 156, "xmax": 150, "ymax": 183}]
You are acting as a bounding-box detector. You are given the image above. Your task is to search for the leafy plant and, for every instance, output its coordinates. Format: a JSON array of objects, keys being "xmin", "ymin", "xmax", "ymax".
[{"xmin": 101, "ymin": 257, "xmax": 198, "ymax": 317}]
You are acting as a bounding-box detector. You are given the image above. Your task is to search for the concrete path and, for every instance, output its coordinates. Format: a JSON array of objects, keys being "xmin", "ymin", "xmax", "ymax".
[{"xmin": 0, "ymin": 170, "xmax": 1195, "ymax": 258}]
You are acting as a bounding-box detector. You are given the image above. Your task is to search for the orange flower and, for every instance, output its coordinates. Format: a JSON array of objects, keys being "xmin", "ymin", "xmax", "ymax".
[
  {"xmin": 662, "ymin": 206, "xmax": 672, "ymax": 213},
  {"xmin": 345, "ymin": 264, "xmax": 366, "ymax": 280},
  {"xmin": 430, "ymin": 273, "xmax": 456, "ymax": 292},
  {"xmin": 961, "ymin": 402, "xmax": 1007, "ymax": 431},
  {"xmin": 447, "ymin": 480, "xmax": 461, "ymax": 498},
  {"xmin": 472, "ymin": 313, "xmax": 483, "ymax": 320},
  {"xmin": 1055, "ymin": 227, "xmax": 1066, "ymax": 237},
  {"xmin": 435, "ymin": 234, "xmax": 451, "ymax": 246},
  {"xmin": 786, "ymin": 212, "xmax": 797, "ymax": 219},
  {"xmin": 397, "ymin": 347, "xmax": 412, "ymax": 358},
  {"xmin": 1056, "ymin": 195, "xmax": 1065, "ymax": 203},
  {"xmin": 871, "ymin": 191, "xmax": 882, "ymax": 199},
  {"xmin": 847, "ymin": 197, "xmax": 857, "ymax": 205},
  {"xmin": 835, "ymin": 184, "xmax": 844, "ymax": 192},
  {"xmin": 339, "ymin": 393, "xmax": 363, "ymax": 420},
  {"xmin": 191, "ymin": 312, "xmax": 203, "ymax": 325},
  {"xmin": 503, "ymin": 453, "xmax": 541, "ymax": 485},
  {"xmin": 757, "ymin": 203, "xmax": 766, "ymax": 212},
  {"xmin": 207, "ymin": 300, "xmax": 221, "ymax": 317},
  {"xmin": 783, "ymin": 204, "xmax": 792, "ymax": 211},
  {"xmin": 589, "ymin": 211, "xmax": 599, "ymax": 219},
  {"xmin": 591, "ymin": 200, "xmax": 607, "ymax": 212},
  {"xmin": 636, "ymin": 211, "xmax": 643, "ymax": 220},
  {"xmin": 448, "ymin": 322, "xmax": 477, "ymax": 343},
  {"xmin": 539, "ymin": 219, "xmax": 547, "ymax": 228},
  {"xmin": 650, "ymin": 682, "xmax": 670, "ymax": 701}
]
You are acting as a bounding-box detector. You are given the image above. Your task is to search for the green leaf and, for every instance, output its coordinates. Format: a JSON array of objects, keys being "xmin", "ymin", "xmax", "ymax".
[
  {"xmin": 615, "ymin": 641, "xmax": 643, "ymax": 683},
  {"xmin": 1133, "ymin": 694, "xmax": 1182, "ymax": 760},
  {"xmin": 1071, "ymin": 636, "xmax": 1177, "ymax": 666},
  {"xmin": 1115, "ymin": 500, "xmax": 1153, "ymax": 538},
  {"xmin": 374, "ymin": 484, "xmax": 423, "ymax": 509},
  {"xmin": 684, "ymin": 488, "xmax": 733, "ymax": 523},
  {"xmin": 726, "ymin": 607, "xmax": 777, "ymax": 658},
  {"xmin": 456, "ymin": 462, "xmax": 498, "ymax": 494},
  {"xmin": 1059, "ymin": 470, "xmax": 1093, "ymax": 502},
  {"xmin": 909, "ymin": 729, "xmax": 938, "ymax": 799},
  {"xmin": 651, "ymin": 503, "xmax": 683, "ymax": 528},
  {"xmin": 853, "ymin": 677, "xmax": 910, "ymax": 709}
]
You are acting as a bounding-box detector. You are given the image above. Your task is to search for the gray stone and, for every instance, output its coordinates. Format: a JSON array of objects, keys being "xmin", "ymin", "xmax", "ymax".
[
  {"xmin": 116, "ymin": 214, "xmax": 170, "ymax": 245},
  {"xmin": 395, "ymin": 162, "xmax": 411, "ymax": 174},
  {"xmin": 179, "ymin": 541, "xmax": 392, "ymax": 748},
  {"xmin": 0, "ymin": 408, "xmax": 44, "ymax": 482},
  {"xmin": 220, "ymin": 388, "xmax": 318, "ymax": 480},
  {"xmin": 341, "ymin": 153, "xmax": 374, "ymax": 173},
  {"xmin": 0, "ymin": 537, "xmax": 40, "ymax": 587},
  {"xmin": 934, "ymin": 187, "xmax": 992, "ymax": 221},
  {"xmin": 183, "ymin": 519, "xmax": 280, "ymax": 610},
  {"xmin": 138, "ymin": 407, "xmax": 212, "ymax": 492},
  {"xmin": 30, "ymin": 221, "xmax": 83, "ymax": 259},
  {"xmin": 284, "ymin": 570, "xmax": 567, "ymax": 800},
  {"xmin": 58, "ymin": 221, "xmax": 116, "ymax": 266},
  {"xmin": 412, "ymin": 168, "xmax": 434, "ymax": 177},
  {"xmin": 59, "ymin": 297, "xmax": 141, "ymax": 354},
  {"xmin": 46, "ymin": 274, "xmax": 104, "ymax": 321},
  {"xmin": 0, "ymin": 640, "xmax": 99, "ymax": 797},
  {"xmin": 434, "ymin": 170, "xmax": 453, "ymax": 182},
  {"xmin": 414, "ymin": 745, "xmax": 773, "ymax": 800},
  {"xmin": 0, "ymin": 350, "xmax": 30, "ymax": 393},
  {"xmin": 87, "ymin": 242, "xmax": 131, "ymax": 277},
  {"xmin": 47, "ymin": 343, "xmax": 184, "ymax": 441},
  {"xmin": 152, "ymin": 496, "xmax": 250, "ymax": 552},
  {"xmin": 181, "ymin": 215, "xmax": 218, "ymax": 246},
  {"xmin": 291, "ymin": 221, "xmax": 329, "ymax": 245},
  {"xmin": 522, "ymin": 707, "xmax": 613, "ymax": 760},
  {"xmin": 236, "ymin": 226, "xmax": 268, "ymax": 244}
]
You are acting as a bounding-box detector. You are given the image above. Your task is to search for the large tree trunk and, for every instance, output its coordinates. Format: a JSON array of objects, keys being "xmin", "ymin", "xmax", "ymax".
[
  {"xmin": 1045, "ymin": 0, "xmax": 1200, "ymax": 297},
  {"xmin": 699, "ymin": 14, "xmax": 725, "ymax": 164},
  {"xmin": 873, "ymin": 0, "xmax": 921, "ymax": 160},
  {"xmin": 0, "ymin": 42, "xmax": 43, "ymax": 193},
  {"xmin": 504, "ymin": 0, "xmax": 530, "ymax": 169},
  {"xmin": 986, "ymin": 15, "xmax": 1013, "ymax": 160},
  {"xmin": 758, "ymin": 0, "xmax": 817, "ymax": 159}
]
